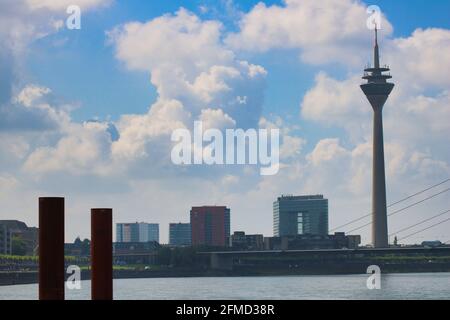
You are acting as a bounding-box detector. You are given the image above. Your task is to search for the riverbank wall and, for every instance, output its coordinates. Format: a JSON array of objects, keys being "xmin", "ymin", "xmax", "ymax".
[{"xmin": 1, "ymin": 262, "xmax": 450, "ymax": 286}]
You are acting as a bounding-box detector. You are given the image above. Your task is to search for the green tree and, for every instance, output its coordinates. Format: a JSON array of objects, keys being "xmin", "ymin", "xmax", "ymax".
[
  {"xmin": 12, "ymin": 235, "xmax": 27, "ymax": 256},
  {"xmin": 157, "ymin": 247, "xmax": 172, "ymax": 265}
]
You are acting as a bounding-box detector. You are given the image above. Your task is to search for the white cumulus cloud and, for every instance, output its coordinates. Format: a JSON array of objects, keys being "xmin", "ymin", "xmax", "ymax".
[{"xmin": 226, "ymin": 0, "xmax": 393, "ymax": 66}]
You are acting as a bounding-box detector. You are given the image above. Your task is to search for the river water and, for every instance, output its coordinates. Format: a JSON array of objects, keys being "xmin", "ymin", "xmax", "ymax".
[{"xmin": 0, "ymin": 273, "xmax": 449, "ymax": 300}]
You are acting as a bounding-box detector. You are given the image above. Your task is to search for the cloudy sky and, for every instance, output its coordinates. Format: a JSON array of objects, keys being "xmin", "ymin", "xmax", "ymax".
[{"xmin": 0, "ymin": 0, "xmax": 449, "ymax": 244}]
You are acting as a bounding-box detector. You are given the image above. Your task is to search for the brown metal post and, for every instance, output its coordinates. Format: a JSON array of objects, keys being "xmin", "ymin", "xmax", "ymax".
[
  {"xmin": 39, "ymin": 197, "xmax": 65, "ymax": 300},
  {"xmin": 91, "ymin": 208, "xmax": 113, "ymax": 300}
]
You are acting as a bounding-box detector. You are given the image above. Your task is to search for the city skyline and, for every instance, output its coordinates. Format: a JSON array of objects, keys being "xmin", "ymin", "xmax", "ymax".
[
  {"xmin": 0, "ymin": 0, "xmax": 449, "ymax": 245},
  {"xmin": 5, "ymin": 180, "xmax": 448, "ymax": 247}
]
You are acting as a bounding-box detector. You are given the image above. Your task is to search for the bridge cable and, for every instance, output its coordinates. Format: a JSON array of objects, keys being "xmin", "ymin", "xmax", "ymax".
[
  {"xmin": 389, "ymin": 209, "xmax": 450, "ymax": 237},
  {"xmin": 398, "ymin": 217, "xmax": 450, "ymax": 241},
  {"xmin": 330, "ymin": 178, "xmax": 450, "ymax": 232},
  {"xmin": 345, "ymin": 187, "xmax": 450, "ymax": 234}
]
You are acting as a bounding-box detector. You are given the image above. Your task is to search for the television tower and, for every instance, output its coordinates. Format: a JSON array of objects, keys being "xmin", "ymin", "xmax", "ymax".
[{"xmin": 360, "ymin": 25, "xmax": 394, "ymax": 248}]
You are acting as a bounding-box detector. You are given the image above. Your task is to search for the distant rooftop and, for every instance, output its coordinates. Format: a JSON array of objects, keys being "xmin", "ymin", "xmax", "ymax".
[
  {"xmin": 116, "ymin": 222, "xmax": 159, "ymax": 225},
  {"xmin": 0, "ymin": 220, "xmax": 29, "ymax": 230},
  {"xmin": 191, "ymin": 205, "xmax": 229, "ymax": 209},
  {"xmin": 277, "ymin": 195, "xmax": 325, "ymax": 201}
]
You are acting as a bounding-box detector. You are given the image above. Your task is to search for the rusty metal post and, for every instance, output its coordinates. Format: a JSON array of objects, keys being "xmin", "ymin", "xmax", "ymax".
[
  {"xmin": 91, "ymin": 208, "xmax": 113, "ymax": 300},
  {"xmin": 39, "ymin": 197, "xmax": 65, "ymax": 300}
]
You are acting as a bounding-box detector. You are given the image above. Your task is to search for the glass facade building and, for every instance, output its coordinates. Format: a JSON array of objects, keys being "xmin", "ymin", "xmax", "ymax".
[
  {"xmin": 169, "ymin": 223, "xmax": 192, "ymax": 246},
  {"xmin": 0, "ymin": 224, "xmax": 12, "ymax": 255},
  {"xmin": 116, "ymin": 222, "xmax": 159, "ymax": 243},
  {"xmin": 273, "ymin": 195, "xmax": 328, "ymax": 236}
]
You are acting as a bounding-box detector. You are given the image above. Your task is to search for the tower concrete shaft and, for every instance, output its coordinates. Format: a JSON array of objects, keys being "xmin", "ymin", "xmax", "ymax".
[{"xmin": 360, "ymin": 27, "xmax": 394, "ymax": 248}]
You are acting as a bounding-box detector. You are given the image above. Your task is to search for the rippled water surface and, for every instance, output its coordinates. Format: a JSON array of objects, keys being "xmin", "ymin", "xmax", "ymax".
[{"xmin": 1, "ymin": 273, "xmax": 449, "ymax": 300}]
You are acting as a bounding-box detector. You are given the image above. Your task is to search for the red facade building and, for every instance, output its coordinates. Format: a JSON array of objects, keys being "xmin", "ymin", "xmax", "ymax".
[{"xmin": 190, "ymin": 206, "xmax": 230, "ymax": 247}]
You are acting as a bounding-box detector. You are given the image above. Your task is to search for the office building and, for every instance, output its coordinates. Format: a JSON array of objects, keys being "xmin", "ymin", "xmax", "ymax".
[
  {"xmin": 190, "ymin": 206, "xmax": 230, "ymax": 247},
  {"xmin": 0, "ymin": 220, "xmax": 38, "ymax": 255},
  {"xmin": 169, "ymin": 223, "xmax": 191, "ymax": 246},
  {"xmin": 116, "ymin": 222, "xmax": 159, "ymax": 243},
  {"xmin": 230, "ymin": 231, "xmax": 264, "ymax": 251},
  {"xmin": 273, "ymin": 195, "xmax": 328, "ymax": 237},
  {"xmin": 0, "ymin": 224, "xmax": 12, "ymax": 255},
  {"xmin": 264, "ymin": 232, "xmax": 361, "ymax": 250}
]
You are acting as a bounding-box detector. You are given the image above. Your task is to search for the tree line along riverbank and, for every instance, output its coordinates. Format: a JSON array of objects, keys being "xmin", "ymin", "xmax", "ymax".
[{"xmin": 1, "ymin": 250, "xmax": 450, "ymax": 286}]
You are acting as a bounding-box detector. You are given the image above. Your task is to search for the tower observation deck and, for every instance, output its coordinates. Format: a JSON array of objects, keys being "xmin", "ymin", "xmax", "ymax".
[{"xmin": 360, "ymin": 26, "xmax": 394, "ymax": 248}]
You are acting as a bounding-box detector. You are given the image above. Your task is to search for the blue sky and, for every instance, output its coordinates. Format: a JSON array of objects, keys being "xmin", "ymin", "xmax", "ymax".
[
  {"xmin": 25, "ymin": 0, "xmax": 450, "ymax": 151},
  {"xmin": 1, "ymin": 0, "xmax": 449, "ymax": 243},
  {"xmin": 27, "ymin": 0, "xmax": 450, "ymax": 119}
]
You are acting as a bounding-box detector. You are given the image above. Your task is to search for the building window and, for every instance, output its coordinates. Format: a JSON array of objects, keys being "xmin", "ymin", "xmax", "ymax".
[{"xmin": 297, "ymin": 212, "xmax": 303, "ymax": 235}]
